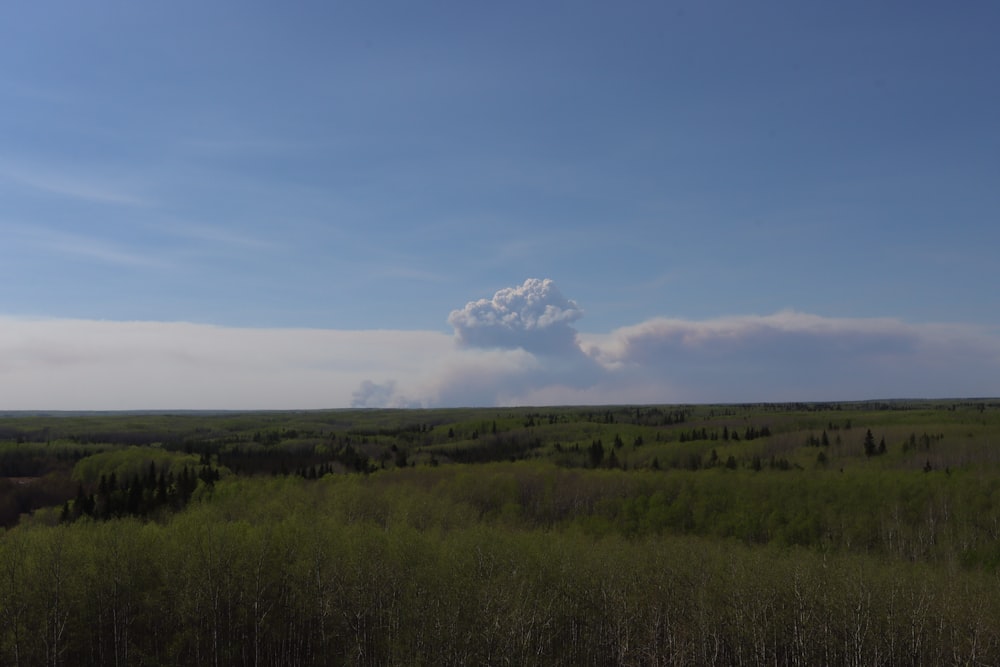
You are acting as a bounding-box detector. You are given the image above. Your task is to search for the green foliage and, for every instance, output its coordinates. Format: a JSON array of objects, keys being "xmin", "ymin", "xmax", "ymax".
[
  {"xmin": 1, "ymin": 469, "xmax": 1000, "ymax": 665},
  {"xmin": 1, "ymin": 400, "xmax": 1000, "ymax": 663},
  {"xmin": 71, "ymin": 446, "xmax": 199, "ymax": 486}
]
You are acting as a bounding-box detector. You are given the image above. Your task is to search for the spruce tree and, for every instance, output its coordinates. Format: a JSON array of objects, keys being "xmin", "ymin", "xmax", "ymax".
[{"xmin": 863, "ymin": 429, "xmax": 876, "ymax": 457}]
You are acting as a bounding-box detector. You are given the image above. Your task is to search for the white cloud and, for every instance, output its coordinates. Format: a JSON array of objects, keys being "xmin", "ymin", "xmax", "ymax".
[{"xmin": 448, "ymin": 278, "xmax": 583, "ymax": 354}]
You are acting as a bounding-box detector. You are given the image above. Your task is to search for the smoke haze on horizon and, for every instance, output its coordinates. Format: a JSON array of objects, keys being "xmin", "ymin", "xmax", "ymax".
[{"xmin": 0, "ymin": 279, "xmax": 996, "ymax": 410}]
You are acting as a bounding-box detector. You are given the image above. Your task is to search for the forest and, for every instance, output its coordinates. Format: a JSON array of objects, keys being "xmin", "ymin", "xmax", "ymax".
[{"xmin": 1, "ymin": 399, "xmax": 1000, "ymax": 666}]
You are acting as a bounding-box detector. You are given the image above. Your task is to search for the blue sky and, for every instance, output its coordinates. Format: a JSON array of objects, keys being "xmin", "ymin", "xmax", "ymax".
[{"xmin": 1, "ymin": 2, "xmax": 998, "ymax": 408}]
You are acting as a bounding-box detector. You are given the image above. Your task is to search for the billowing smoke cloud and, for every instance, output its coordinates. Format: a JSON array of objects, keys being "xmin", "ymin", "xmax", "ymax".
[
  {"xmin": 350, "ymin": 380, "xmax": 423, "ymax": 409},
  {"xmin": 582, "ymin": 311, "xmax": 1000, "ymax": 402},
  {"xmin": 448, "ymin": 278, "xmax": 583, "ymax": 355},
  {"xmin": 351, "ymin": 380, "xmax": 397, "ymax": 408}
]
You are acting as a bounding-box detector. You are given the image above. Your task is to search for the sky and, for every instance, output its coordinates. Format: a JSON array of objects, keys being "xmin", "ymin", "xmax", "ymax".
[{"xmin": 1, "ymin": 1, "xmax": 999, "ymax": 409}]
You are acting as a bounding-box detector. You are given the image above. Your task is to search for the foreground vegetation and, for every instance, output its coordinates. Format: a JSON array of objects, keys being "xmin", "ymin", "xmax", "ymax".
[{"xmin": 1, "ymin": 400, "xmax": 999, "ymax": 665}]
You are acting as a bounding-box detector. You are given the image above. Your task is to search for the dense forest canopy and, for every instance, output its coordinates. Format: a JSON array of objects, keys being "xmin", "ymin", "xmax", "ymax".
[{"xmin": 2, "ymin": 399, "xmax": 1000, "ymax": 665}]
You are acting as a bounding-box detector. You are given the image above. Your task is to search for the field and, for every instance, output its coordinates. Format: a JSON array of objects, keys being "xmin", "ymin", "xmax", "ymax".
[{"xmin": 2, "ymin": 400, "xmax": 1000, "ymax": 665}]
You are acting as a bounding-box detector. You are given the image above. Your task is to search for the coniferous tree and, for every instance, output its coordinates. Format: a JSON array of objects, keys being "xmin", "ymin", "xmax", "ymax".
[
  {"xmin": 863, "ymin": 429, "xmax": 876, "ymax": 457},
  {"xmin": 588, "ymin": 440, "xmax": 605, "ymax": 468},
  {"xmin": 156, "ymin": 469, "xmax": 168, "ymax": 505}
]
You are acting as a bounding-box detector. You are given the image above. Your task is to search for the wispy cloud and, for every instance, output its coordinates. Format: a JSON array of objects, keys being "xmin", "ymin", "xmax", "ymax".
[
  {"xmin": 370, "ymin": 265, "xmax": 450, "ymax": 283},
  {"xmin": 0, "ymin": 79, "xmax": 75, "ymax": 105},
  {"xmin": 0, "ymin": 159, "xmax": 150, "ymax": 206},
  {"xmin": 178, "ymin": 136, "xmax": 317, "ymax": 158},
  {"xmin": 9, "ymin": 226, "xmax": 170, "ymax": 269},
  {"xmin": 152, "ymin": 221, "xmax": 276, "ymax": 251}
]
